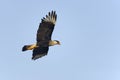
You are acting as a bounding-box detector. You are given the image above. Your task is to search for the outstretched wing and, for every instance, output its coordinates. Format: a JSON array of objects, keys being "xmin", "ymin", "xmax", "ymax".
[
  {"xmin": 32, "ymin": 11, "xmax": 57, "ymax": 60},
  {"xmin": 37, "ymin": 11, "xmax": 57, "ymax": 42},
  {"xmin": 32, "ymin": 47, "xmax": 49, "ymax": 60}
]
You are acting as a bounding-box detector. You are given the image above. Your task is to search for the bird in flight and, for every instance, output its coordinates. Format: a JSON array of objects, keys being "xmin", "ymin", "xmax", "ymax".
[{"xmin": 22, "ymin": 11, "xmax": 60, "ymax": 60}]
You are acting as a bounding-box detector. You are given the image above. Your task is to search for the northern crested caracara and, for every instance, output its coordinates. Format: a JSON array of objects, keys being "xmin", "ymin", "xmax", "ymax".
[{"xmin": 22, "ymin": 11, "xmax": 60, "ymax": 60}]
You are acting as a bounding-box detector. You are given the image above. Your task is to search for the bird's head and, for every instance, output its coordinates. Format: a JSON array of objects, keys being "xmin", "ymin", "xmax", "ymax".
[
  {"xmin": 49, "ymin": 40, "xmax": 61, "ymax": 46},
  {"xmin": 54, "ymin": 40, "xmax": 61, "ymax": 45}
]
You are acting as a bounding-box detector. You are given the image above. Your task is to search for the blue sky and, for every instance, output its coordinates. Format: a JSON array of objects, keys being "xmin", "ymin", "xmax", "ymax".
[{"xmin": 0, "ymin": 0, "xmax": 120, "ymax": 80}]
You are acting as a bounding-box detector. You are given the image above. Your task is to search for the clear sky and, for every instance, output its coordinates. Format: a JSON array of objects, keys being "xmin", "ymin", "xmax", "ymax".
[{"xmin": 0, "ymin": 0, "xmax": 120, "ymax": 80}]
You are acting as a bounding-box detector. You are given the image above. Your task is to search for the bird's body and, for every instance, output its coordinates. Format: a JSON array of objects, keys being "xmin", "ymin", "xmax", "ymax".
[{"xmin": 22, "ymin": 11, "xmax": 60, "ymax": 60}]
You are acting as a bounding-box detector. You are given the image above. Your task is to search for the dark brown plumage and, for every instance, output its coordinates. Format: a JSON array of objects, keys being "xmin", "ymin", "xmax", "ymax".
[{"xmin": 22, "ymin": 11, "xmax": 60, "ymax": 60}]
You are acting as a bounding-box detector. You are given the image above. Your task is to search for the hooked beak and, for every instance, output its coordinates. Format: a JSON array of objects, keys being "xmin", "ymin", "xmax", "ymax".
[{"xmin": 58, "ymin": 42, "xmax": 61, "ymax": 45}]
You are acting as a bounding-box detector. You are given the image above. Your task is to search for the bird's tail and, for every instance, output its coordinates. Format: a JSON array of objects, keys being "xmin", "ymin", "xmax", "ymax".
[{"xmin": 22, "ymin": 44, "xmax": 37, "ymax": 51}]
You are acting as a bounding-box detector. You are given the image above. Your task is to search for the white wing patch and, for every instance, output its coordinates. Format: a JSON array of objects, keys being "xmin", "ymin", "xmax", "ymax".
[{"xmin": 42, "ymin": 11, "xmax": 57, "ymax": 24}]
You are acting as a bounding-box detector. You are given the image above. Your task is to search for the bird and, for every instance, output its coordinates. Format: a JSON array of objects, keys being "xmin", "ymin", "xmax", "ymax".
[{"xmin": 22, "ymin": 11, "xmax": 60, "ymax": 60}]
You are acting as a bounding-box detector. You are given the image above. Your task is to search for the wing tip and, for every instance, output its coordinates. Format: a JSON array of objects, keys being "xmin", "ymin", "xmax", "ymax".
[
  {"xmin": 31, "ymin": 54, "xmax": 47, "ymax": 60},
  {"xmin": 42, "ymin": 11, "xmax": 57, "ymax": 24}
]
